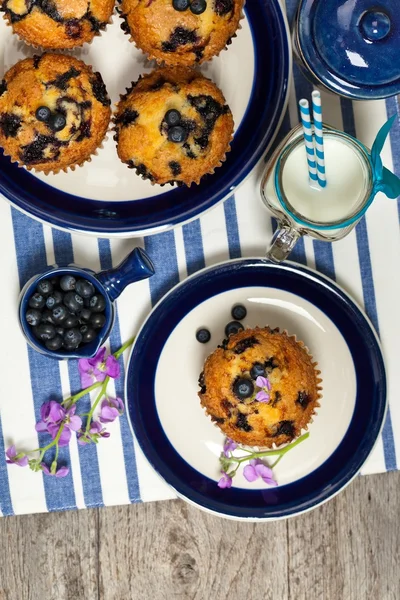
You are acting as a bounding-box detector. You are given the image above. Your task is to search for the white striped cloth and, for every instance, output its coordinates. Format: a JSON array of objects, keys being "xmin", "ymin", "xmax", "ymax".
[{"xmin": 0, "ymin": 0, "xmax": 399, "ymax": 516}]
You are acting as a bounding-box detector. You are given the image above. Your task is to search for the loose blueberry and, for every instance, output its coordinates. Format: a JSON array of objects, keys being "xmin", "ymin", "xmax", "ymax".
[
  {"xmin": 90, "ymin": 313, "xmax": 106, "ymax": 329},
  {"xmin": 250, "ymin": 362, "xmax": 265, "ymax": 380},
  {"xmin": 190, "ymin": 0, "xmax": 206, "ymax": 14},
  {"xmin": 233, "ymin": 378, "xmax": 254, "ymax": 400},
  {"xmin": 33, "ymin": 323, "xmax": 56, "ymax": 341},
  {"xmin": 52, "ymin": 305, "xmax": 69, "ymax": 324},
  {"xmin": 64, "ymin": 328, "xmax": 82, "ymax": 348},
  {"xmin": 63, "ymin": 291, "xmax": 84, "ymax": 313},
  {"xmin": 37, "ymin": 279, "xmax": 53, "ymax": 296},
  {"xmin": 75, "ymin": 279, "xmax": 95, "ymax": 299},
  {"xmin": 165, "ymin": 109, "xmax": 181, "ymax": 127},
  {"xmin": 45, "ymin": 336, "xmax": 63, "ymax": 351},
  {"xmin": 26, "ymin": 308, "xmax": 42, "ymax": 327},
  {"xmin": 49, "ymin": 113, "xmax": 67, "ymax": 132},
  {"xmin": 35, "ymin": 106, "xmax": 51, "ymax": 123},
  {"xmin": 78, "ymin": 308, "xmax": 92, "ymax": 322},
  {"xmin": 29, "ymin": 292, "xmax": 46, "ymax": 310},
  {"xmin": 196, "ymin": 328, "xmax": 211, "ymax": 343},
  {"xmin": 231, "ymin": 304, "xmax": 247, "ymax": 321},
  {"xmin": 60, "ymin": 275, "xmax": 76, "ymax": 291},
  {"xmin": 168, "ymin": 125, "xmax": 188, "ymax": 143},
  {"xmin": 64, "ymin": 313, "xmax": 79, "ymax": 328},
  {"xmin": 172, "ymin": 0, "xmax": 189, "ymax": 10},
  {"xmin": 81, "ymin": 327, "xmax": 97, "ymax": 343},
  {"xmin": 225, "ymin": 321, "xmax": 244, "ymax": 337},
  {"xmin": 89, "ymin": 294, "xmax": 106, "ymax": 312},
  {"xmin": 46, "ymin": 290, "xmax": 63, "ymax": 309}
]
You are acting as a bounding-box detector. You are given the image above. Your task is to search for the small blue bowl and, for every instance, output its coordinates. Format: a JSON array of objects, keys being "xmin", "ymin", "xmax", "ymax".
[{"xmin": 18, "ymin": 247, "xmax": 155, "ymax": 360}]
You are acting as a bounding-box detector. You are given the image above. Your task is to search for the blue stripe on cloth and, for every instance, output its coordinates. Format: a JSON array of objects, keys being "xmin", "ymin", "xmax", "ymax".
[
  {"xmin": 98, "ymin": 238, "xmax": 141, "ymax": 503},
  {"xmin": 144, "ymin": 231, "xmax": 180, "ymax": 306},
  {"xmin": 312, "ymin": 240, "xmax": 336, "ymax": 281},
  {"xmin": 224, "ymin": 196, "xmax": 242, "ymax": 259},
  {"xmin": 52, "ymin": 229, "xmax": 105, "ymax": 508},
  {"xmin": 11, "ymin": 210, "xmax": 77, "ymax": 511},
  {"xmin": 385, "ymin": 96, "xmax": 400, "ymax": 220},
  {"xmin": 0, "ymin": 414, "xmax": 14, "ymax": 515},
  {"xmin": 341, "ymin": 101, "xmax": 398, "ymax": 471},
  {"xmin": 182, "ymin": 220, "xmax": 206, "ymax": 276}
]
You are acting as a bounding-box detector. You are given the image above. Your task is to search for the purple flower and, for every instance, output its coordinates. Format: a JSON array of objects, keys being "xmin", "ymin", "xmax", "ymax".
[
  {"xmin": 99, "ymin": 396, "xmax": 124, "ymax": 424},
  {"xmin": 36, "ymin": 402, "xmax": 82, "ymax": 447},
  {"xmin": 41, "ymin": 463, "xmax": 69, "ymax": 478},
  {"xmin": 223, "ymin": 439, "xmax": 238, "ymax": 457},
  {"xmin": 77, "ymin": 421, "xmax": 110, "ymax": 445},
  {"xmin": 218, "ymin": 472, "xmax": 233, "ymax": 489},
  {"xmin": 5, "ymin": 445, "xmax": 28, "ymax": 467},
  {"xmin": 255, "ymin": 390, "xmax": 270, "ymax": 403},
  {"xmin": 78, "ymin": 347, "xmax": 120, "ymax": 389},
  {"xmin": 255, "ymin": 376, "xmax": 271, "ymax": 403},
  {"xmin": 243, "ymin": 459, "xmax": 278, "ymax": 486}
]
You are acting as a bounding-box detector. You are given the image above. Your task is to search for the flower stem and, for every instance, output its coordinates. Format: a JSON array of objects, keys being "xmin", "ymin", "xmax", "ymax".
[
  {"xmin": 113, "ymin": 336, "xmax": 135, "ymax": 360},
  {"xmin": 62, "ymin": 381, "xmax": 104, "ymax": 408},
  {"xmin": 231, "ymin": 433, "xmax": 310, "ymax": 465},
  {"xmin": 84, "ymin": 378, "xmax": 109, "ymax": 434}
]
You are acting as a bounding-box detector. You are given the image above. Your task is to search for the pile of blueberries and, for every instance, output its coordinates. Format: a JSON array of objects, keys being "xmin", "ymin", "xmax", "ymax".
[
  {"xmin": 196, "ymin": 304, "xmax": 246, "ymax": 343},
  {"xmin": 35, "ymin": 106, "xmax": 66, "ymax": 133},
  {"xmin": 25, "ymin": 275, "xmax": 107, "ymax": 352}
]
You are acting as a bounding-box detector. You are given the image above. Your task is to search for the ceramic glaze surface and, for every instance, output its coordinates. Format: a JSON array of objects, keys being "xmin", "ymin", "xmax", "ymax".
[{"xmin": 297, "ymin": 0, "xmax": 400, "ymax": 99}]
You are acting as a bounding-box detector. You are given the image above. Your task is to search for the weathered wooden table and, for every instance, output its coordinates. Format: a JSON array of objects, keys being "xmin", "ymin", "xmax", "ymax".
[{"xmin": 0, "ymin": 471, "xmax": 398, "ymax": 600}]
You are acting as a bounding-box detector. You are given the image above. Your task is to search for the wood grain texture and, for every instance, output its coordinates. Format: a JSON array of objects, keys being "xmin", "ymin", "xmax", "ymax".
[{"xmin": 0, "ymin": 472, "xmax": 398, "ymax": 600}]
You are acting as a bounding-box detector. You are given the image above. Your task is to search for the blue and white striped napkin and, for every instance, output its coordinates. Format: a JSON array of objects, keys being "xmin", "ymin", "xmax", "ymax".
[{"xmin": 0, "ymin": 0, "xmax": 399, "ymax": 516}]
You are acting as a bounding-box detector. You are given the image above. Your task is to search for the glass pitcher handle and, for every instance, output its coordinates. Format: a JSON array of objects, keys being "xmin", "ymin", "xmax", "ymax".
[{"xmin": 266, "ymin": 226, "xmax": 301, "ymax": 263}]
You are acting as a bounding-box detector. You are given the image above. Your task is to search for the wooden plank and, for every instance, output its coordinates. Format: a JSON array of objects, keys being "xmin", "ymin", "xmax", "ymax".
[
  {"xmin": 287, "ymin": 471, "xmax": 400, "ymax": 600},
  {"xmin": 98, "ymin": 500, "xmax": 288, "ymax": 600},
  {"xmin": 0, "ymin": 508, "xmax": 98, "ymax": 600}
]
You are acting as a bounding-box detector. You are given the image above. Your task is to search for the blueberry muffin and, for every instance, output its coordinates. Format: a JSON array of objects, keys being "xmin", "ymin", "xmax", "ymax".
[
  {"xmin": 198, "ymin": 327, "xmax": 322, "ymax": 447},
  {"xmin": 0, "ymin": 53, "xmax": 111, "ymax": 173},
  {"xmin": 118, "ymin": 0, "xmax": 244, "ymax": 66},
  {"xmin": 114, "ymin": 67, "xmax": 234, "ymax": 186},
  {"xmin": 0, "ymin": 0, "xmax": 115, "ymax": 49}
]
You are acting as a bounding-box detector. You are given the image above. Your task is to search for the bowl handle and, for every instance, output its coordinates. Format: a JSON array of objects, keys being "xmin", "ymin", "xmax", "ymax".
[{"xmin": 96, "ymin": 247, "xmax": 155, "ymax": 301}]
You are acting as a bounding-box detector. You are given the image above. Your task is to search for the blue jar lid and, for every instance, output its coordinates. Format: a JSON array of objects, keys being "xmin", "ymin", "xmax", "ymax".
[{"xmin": 297, "ymin": 0, "xmax": 400, "ymax": 99}]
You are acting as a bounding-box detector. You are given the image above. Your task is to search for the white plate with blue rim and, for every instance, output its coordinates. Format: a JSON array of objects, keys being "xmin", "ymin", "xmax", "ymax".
[
  {"xmin": 125, "ymin": 259, "xmax": 387, "ymax": 521},
  {"xmin": 0, "ymin": 0, "xmax": 290, "ymax": 237}
]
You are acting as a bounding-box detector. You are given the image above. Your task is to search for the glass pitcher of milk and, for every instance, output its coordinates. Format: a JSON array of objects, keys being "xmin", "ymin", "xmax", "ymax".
[{"xmin": 260, "ymin": 122, "xmax": 397, "ymax": 263}]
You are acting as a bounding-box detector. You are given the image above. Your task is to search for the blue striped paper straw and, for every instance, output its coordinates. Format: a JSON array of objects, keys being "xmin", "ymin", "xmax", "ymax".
[
  {"xmin": 312, "ymin": 90, "xmax": 326, "ymax": 188},
  {"xmin": 299, "ymin": 99, "xmax": 319, "ymax": 187}
]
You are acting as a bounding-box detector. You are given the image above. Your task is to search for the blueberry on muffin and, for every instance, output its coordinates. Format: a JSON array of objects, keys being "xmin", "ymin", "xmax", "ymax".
[
  {"xmin": 198, "ymin": 327, "xmax": 322, "ymax": 447},
  {"xmin": 118, "ymin": 0, "xmax": 244, "ymax": 66},
  {"xmin": 0, "ymin": 53, "xmax": 111, "ymax": 173},
  {"xmin": 0, "ymin": 0, "xmax": 115, "ymax": 49},
  {"xmin": 114, "ymin": 67, "xmax": 234, "ymax": 186}
]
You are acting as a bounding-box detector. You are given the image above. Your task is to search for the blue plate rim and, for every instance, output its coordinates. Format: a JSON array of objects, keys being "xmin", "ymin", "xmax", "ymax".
[
  {"xmin": 0, "ymin": 0, "xmax": 291, "ymax": 237},
  {"xmin": 125, "ymin": 259, "xmax": 387, "ymax": 521}
]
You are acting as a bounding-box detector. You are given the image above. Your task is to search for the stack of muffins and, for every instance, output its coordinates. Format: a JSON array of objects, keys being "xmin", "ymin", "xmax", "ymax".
[{"xmin": 0, "ymin": 0, "xmax": 243, "ymax": 185}]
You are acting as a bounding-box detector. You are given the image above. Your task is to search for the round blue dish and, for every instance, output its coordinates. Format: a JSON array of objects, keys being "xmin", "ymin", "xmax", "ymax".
[
  {"xmin": 125, "ymin": 259, "xmax": 387, "ymax": 520},
  {"xmin": 295, "ymin": 0, "xmax": 400, "ymax": 99},
  {"xmin": 19, "ymin": 247, "xmax": 154, "ymax": 360},
  {"xmin": 0, "ymin": 0, "xmax": 290, "ymax": 236}
]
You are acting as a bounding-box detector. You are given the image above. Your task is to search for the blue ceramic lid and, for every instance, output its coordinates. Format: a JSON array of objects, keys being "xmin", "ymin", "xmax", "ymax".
[{"xmin": 297, "ymin": 0, "xmax": 400, "ymax": 99}]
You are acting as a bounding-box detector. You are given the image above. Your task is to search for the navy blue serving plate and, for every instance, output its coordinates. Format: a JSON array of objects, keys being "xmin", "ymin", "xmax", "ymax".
[
  {"xmin": 125, "ymin": 259, "xmax": 387, "ymax": 520},
  {"xmin": 0, "ymin": 0, "xmax": 290, "ymax": 236}
]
